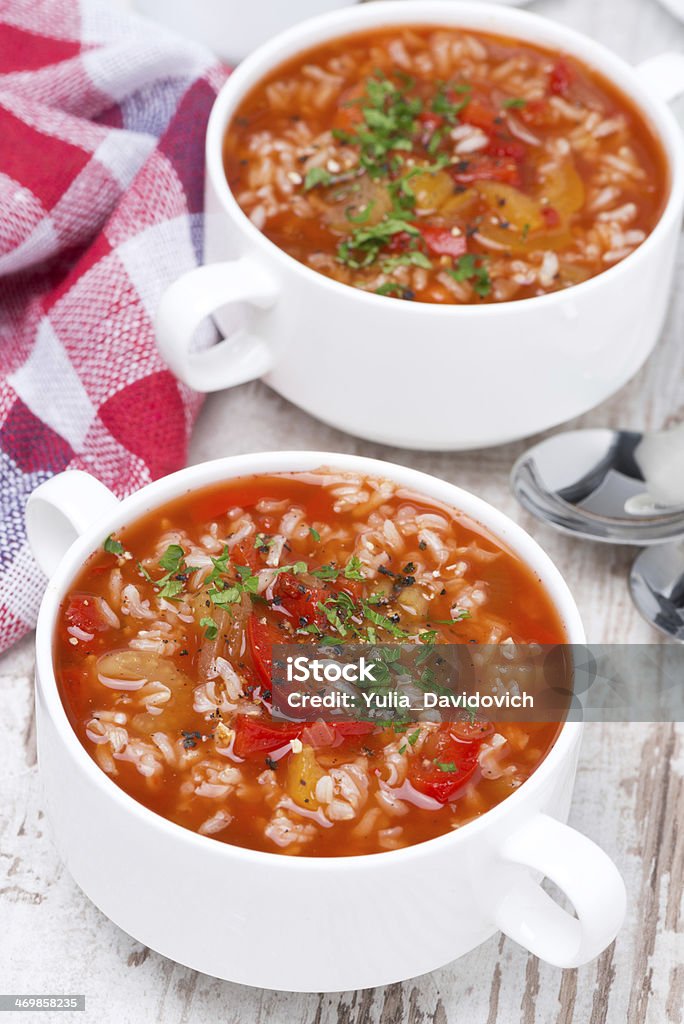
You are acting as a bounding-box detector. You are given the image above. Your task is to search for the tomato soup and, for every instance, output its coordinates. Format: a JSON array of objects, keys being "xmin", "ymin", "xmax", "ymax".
[
  {"xmin": 224, "ymin": 26, "xmax": 667, "ymax": 304},
  {"xmin": 55, "ymin": 472, "xmax": 565, "ymax": 856}
]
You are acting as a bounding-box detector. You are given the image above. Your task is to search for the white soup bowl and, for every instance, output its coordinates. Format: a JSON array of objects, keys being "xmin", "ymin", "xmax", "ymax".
[
  {"xmin": 155, "ymin": 2, "xmax": 684, "ymax": 450},
  {"xmin": 26, "ymin": 452, "xmax": 625, "ymax": 991}
]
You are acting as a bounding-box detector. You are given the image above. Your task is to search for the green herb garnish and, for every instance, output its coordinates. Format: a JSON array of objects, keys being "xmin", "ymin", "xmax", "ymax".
[
  {"xmin": 310, "ymin": 563, "xmax": 339, "ymax": 581},
  {"xmin": 158, "ymin": 544, "xmax": 185, "ymax": 574},
  {"xmin": 431, "ymin": 82, "xmax": 471, "ymax": 122},
  {"xmin": 344, "ymin": 555, "xmax": 366, "ymax": 581},
  {"xmin": 304, "ymin": 166, "xmax": 332, "ymax": 191},
  {"xmin": 338, "ymin": 217, "xmax": 419, "ymax": 269},
  {"xmin": 316, "ymin": 599, "xmax": 348, "ymax": 637},
  {"xmin": 360, "ymin": 601, "xmax": 408, "ymax": 639},
  {"xmin": 104, "ymin": 535, "xmax": 125, "ymax": 556},
  {"xmin": 209, "ymin": 585, "xmax": 243, "ymax": 607},
  {"xmin": 381, "ymin": 251, "xmax": 432, "ymax": 272},
  {"xmin": 159, "ymin": 579, "xmax": 184, "ymax": 600},
  {"xmin": 349, "ymin": 73, "xmax": 423, "ymax": 175},
  {"xmin": 448, "ymin": 254, "xmax": 492, "ymax": 298},
  {"xmin": 233, "ymin": 564, "xmax": 260, "ymax": 592},
  {"xmin": 375, "ymin": 282, "xmax": 407, "ymax": 297},
  {"xmin": 429, "ymin": 609, "xmax": 472, "ymax": 624},
  {"xmin": 142, "ymin": 544, "xmax": 198, "ymax": 600},
  {"xmin": 346, "ymin": 201, "xmax": 376, "ymax": 225},
  {"xmin": 205, "ymin": 546, "xmax": 230, "ymax": 586},
  {"xmin": 200, "ymin": 616, "xmax": 219, "ymax": 640}
]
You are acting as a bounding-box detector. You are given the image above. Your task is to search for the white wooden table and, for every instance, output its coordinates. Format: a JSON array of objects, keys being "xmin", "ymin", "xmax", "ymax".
[{"xmin": 2, "ymin": 0, "xmax": 683, "ymax": 1020}]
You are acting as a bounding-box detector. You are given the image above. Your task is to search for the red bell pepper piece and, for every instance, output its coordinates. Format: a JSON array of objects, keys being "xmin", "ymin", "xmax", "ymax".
[{"xmin": 419, "ymin": 226, "xmax": 468, "ymax": 258}]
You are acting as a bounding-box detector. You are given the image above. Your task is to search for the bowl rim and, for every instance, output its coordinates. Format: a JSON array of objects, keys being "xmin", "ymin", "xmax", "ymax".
[
  {"xmin": 36, "ymin": 450, "xmax": 585, "ymax": 871},
  {"xmin": 205, "ymin": 0, "xmax": 684, "ymax": 315}
]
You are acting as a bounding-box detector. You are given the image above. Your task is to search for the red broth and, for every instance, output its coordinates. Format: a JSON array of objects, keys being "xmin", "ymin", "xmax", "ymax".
[
  {"xmin": 224, "ymin": 26, "xmax": 667, "ymax": 304},
  {"xmin": 55, "ymin": 472, "xmax": 565, "ymax": 856}
]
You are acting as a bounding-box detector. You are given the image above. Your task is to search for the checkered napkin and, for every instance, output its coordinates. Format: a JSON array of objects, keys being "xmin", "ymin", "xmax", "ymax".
[{"xmin": 0, "ymin": 0, "xmax": 228, "ymax": 654}]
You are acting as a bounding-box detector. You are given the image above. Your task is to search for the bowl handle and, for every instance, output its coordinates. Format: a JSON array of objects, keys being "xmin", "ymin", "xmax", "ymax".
[
  {"xmin": 26, "ymin": 471, "xmax": 120, "ymax": 578},
  {"xmin": 636, "ymin": 52, "xmax": 684, "ymax": 102},
  {"xmin": 155, "ymin": 257, "xmax": 279, "ymax": 392},
  {"xmin": 492, "ymin": 813, "xmax": 626, "ymax": 967}
]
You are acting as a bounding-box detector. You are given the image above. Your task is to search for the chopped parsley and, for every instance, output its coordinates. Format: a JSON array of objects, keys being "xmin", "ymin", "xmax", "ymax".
[
  {"xmin": 159, "ymin": 544, "xmax": 185, "ymax": 573},
  {"xmin": 205, "ymin": 546, "xmax": 231, "ymax": 585},
  {"xmin": 205, "ymin": 555, "xmax": 308, "ymax": 611},
  {"xmin": 338, "ymin": 217, "xmax": 419, "ymax": 269},
  {"xmin": 234, "ymin": 564, "xmax": 261, "ymax": 589},
  {"xmin": 344, "ymin": 555, "xmax": 366, "ymax": 581},
  {"xmin": 139, "ymin": 543, "xmax": 198, "ymax": 600},
  {"xmin": 335, "ymin": 73, "xmax": 423, "ymax": 177},
  {"xmin": 431, "ymin": 82, "xmax": 471, "ymax": 122},
  {"xmin": 159, "ymin": 579, "xmax": 184, "ymax": 600},
  {"xmin": 381, "ymin": 251, "xmax": 432, "ymax": 272},
  {"xmin": 360, "ymin": 601, "xmax": 408, "ymax": 639},
  {"xmin": 316, "ymin": 599, "xmax": 348, "ymax": 637},
  {"xmin": 332, "ymin": 74, "xmax": 449, "ymax": 270},
  {"xmin": 272, "ymin": 561, "xmax": 308, "ymax": 577},
  {"xmin": 309, "ymin": 527, "xmax": 321, "ymax": 543},
  {"xmin": 292, "ymin": 70, "xmax": 519, "ymax": 300},
  {"xmin": 104, "ymin": 535, "xmax": 125, "ymax": 556},
  {"xmin": 447, "ymin": 254, "xmax": 492, "ymax": 298},
  {"xmin": 209, "ymin": 584, "xmax": 243, "ymax": 607},
  {"xmin": 393, "ymin": 727, "xmax": 421, "ymax": 757},
  {"xmin": 434, "ymin": 760, "xmax": 458, "ymax": 773},
  {"xmin": 429, "ymin": 610, "xmax": 471, "ymax": 625},
  {"xmin": 207, "ymin": 556, "xmax": 259, "ymax": 607},
  {"xmin": 200, "ymin": 616, "xmax": 219, "ymax": 640},
  {"xmin": 375, "ymin": 282, "xmax": 408, "ymax": 298},
  {"xmin": 346, "ymin": 201, "xmax": 376, "ymax": 224},
  {"xmin": 310, "ymin": 585, "xmax": 413, "ymax": 643},
  {"xmin": 310, "ymin": 563, "xmax": 339, "ymax": 581},
  {"xmin": 312, "ymin": 71, "xmax": 490, "ymax": 294},
  {"xmin": 304, "ymin": 166, "xmax": 332, "ymax": 190}
]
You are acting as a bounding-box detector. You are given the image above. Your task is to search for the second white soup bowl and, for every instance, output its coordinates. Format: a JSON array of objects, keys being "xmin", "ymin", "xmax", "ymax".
[{"xmin": 155, "ymin": 1, "xmax": 684, "ymax": 450}]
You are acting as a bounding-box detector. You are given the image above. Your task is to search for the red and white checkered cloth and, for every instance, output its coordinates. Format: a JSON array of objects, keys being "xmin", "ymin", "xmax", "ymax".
[{"xmin": 0, "ymin": 0, "xmax": 229, "ymax": 653}]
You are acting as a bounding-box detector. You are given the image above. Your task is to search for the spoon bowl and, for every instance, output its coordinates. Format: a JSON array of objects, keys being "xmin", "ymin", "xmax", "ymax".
[
  {"xmin": 654, "ymin": 0, "xmax": 684, "ymax": 24},
  {"xmin": 511, "ymin": 429, "xmax": 684, "ymax": 545},
  {"xmin": 630, "ymin": 541, "xmax": 684, "ymax": 641}
]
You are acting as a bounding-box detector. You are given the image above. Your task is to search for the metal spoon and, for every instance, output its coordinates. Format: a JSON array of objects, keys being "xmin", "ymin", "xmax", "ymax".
[
  {"xmin": 510, "ymin": 428, "xmax": 684, "ymax": 546},
  {"xmin": 653, "ymin": 0, "xmax": 684, "ymax": 24},
  {"xmin": 630, "ymin": 541, "xmax": 684, "ymax": 642}
]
